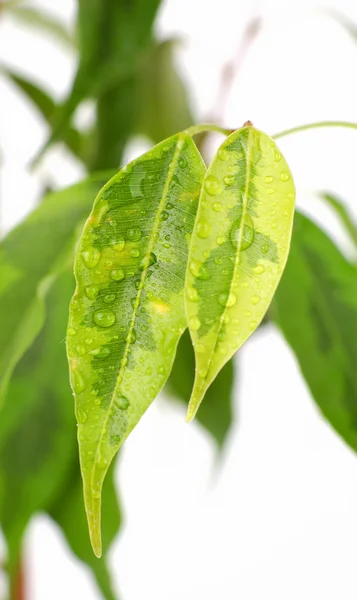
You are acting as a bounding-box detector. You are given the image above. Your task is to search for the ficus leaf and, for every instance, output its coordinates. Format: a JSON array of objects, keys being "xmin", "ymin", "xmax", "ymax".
[
  {"xmin": 273, "ymin": 211, "xmax": 357, "ymax": 452},
  {"xmin": 185, "ymin": 124, "xmax": 295, "ymax": 420},
  {"xmin": 67, "ymin": 132, "xmax": 205, "ymax": 557}
]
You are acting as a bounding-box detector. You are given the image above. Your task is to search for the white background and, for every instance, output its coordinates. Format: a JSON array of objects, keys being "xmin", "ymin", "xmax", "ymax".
[{"xmin": 1, "ymin": 0, "xmax": 357, "ymax": 598}]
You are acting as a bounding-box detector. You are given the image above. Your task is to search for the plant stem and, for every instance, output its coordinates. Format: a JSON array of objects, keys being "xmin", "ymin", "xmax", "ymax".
[
  {"xmin": 185, "ymin": 123, "xmax": 235, "ymax": 137},
  {"xmin": 274, "ymin": 121, "xmax": 357, "ymax": 140}
]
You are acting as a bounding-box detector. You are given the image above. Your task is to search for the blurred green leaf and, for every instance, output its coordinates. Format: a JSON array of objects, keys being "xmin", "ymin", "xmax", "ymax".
[
  {"xmin": 166, "ymin": 331, "xmax": 235, "ymax": 448},
  {"xmin": 136, "ymin": 39, "xmax": 193, "ymax": 144},
  {"xmin": 0, "ymin": 174, "xmax": 110, "ymax": 404},
  {"xmin": 0, "ymin": 65, "xmax": 84, "ymax": 161},
  {"xmin": 0, "ymin": 271, "xmax": 76, "ymax": 582},
  {"xmin": 320, "ymin": 191, "xmax": 357, "ymax": 249},
  {"xmin": 36, "ymin": 0, "xmax": 162, "ymax": 170},
  {"xmin": 273, "ymin": 211, "xmax": 357, "ymax": 452},
  {"xmin": 3, "ymin": 4, "xmax": 74, "ymax": 48},
  {"xmin": 49, "ymin": 462, "xmax": 121, "ymax": 600}
]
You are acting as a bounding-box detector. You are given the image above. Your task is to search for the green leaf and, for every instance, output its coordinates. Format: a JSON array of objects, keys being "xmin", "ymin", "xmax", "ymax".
[
  {"xmin": 136, "ymin": 39, "xmax": 193, "ymax": 144},
  {"xmin": 166, "ymin": 330, "xmax": 235, "ymax": 448},
  {"xmin": 36, "ymin": 0, "xmax": 162, "ymax": 169},
  {"xmin": 5, "ymin": 5, "xmax": 74, "ymax": 48},
  {"xmin": 320, "ymin": 191, "xmax": 357, "ymax": 249},
  {"xmin": 185, "ymin": 124, "xmax": 295, "ymax": 420},
  {"xmin": 67, "ymin": 133, "xmax": 205, "ymax": 557},
  {"xmin": 0, "ymin": 65, "xmax": 84, "ymax": 161},
  {"xmin": 0, "ymin": 271, "xmax": 76, "ymax": 579},
  {"xmin": 49, "ymin": 461, "xmax": 121, "ymax": 600},
  {"xmin": 273, "ymin": 211, "xmax": 357, "ymax": 452},
  {"xmin": 0, "ymin": 174, "xmax": 109, "ymax": 404}
]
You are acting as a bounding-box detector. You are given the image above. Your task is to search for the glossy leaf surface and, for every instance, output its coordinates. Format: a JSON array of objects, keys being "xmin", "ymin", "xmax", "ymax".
[
  {"xmin": 185, "ymin": 125, "xmax": 295, "ymax": 420},
  {"xmin": 67, "ymin": 133, "xmax": 205, "ymax": 556},
  {"xmin": 0, "ymin": 175, "xmax": 108, "ymax": 404},
  {"xmin": 273, "ymin": 212, "xmax": 357, "ymax": 452},
  {"xmin": 166, "ymin": 331, "xmax": 235, "ymax": 448}
]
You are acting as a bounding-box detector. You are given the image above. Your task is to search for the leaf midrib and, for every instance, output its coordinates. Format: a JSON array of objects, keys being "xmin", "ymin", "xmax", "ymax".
[
  {"xmin": 91, "ymin": 133, "xmax": 185, "ymax": 482},
  {"xmin": 205, "ymin": 127, "xmax": 253, "ymax": 382}
]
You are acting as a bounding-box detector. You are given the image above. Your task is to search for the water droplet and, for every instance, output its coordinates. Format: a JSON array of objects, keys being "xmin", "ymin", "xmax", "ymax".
[
  {"xmin": 274, "ymin": 151, "xmax": 281, "ymax": 162},
  {"xmin": 94, "ymin": 310, "xmax": 115, "ymax": 328},
  {"xmin": 161, "ymin": 211, "xmax": 169, "ymax": 221},
  {"xmin": 264, "ymin": 176, "xmax": 273, "ymax": 183},
  {"xmin": 104, "ymin": 293, "xmax": 116, "ymax": 303},
  {"xmin": 280, "ymin": 171, "xmax": 290, "ymax": 182},
  {"xmin": 68, "ymin": 327, "xmax": 76, "ymax": 336},
  {"xmin": 179, "ymin": 157, "xmax": 187, "ymax": 168},
  {"xmin": 89, "ymin": 346, "xmax": 111, "ymax": 358},
  {"xmin": 218, "ymin": 148, "xmax": 229, "ymax": 161},
  {"xmin": 145, "ymin": 367, "xmax": 152, "ymax": 375},
  {"xmin": 212, "ymin": 202, "xmax": 223, "ymax": 212},
  {"xmin": 223, "ymin": 175, "xmax": 236, "ymax": 186},
  {"xmin": 127, "ymin": 329, "xmax": 136, "ymax": 344},
  {"xmin": 85, "ymin": 285, "xmax": 98, "ymax": 300},
  {"xmin": 251, "ymin": 295, "xmax": 260, "ymax": 305},
  {"xmin": 127, "ymin": 228, "xmax": 142, "ymax": 241},
  {"xmin": 216, "ymin": 236, "xmax": 226, "ymax": 246},
  {"xmin": 77, "ymin": 408, "xmax": 88, "ymax": 423},
  {"xmin": 261, "ymin": 244, "xmax": 269, "ymax": 254},
  {"xmin": 82, "ymin": 248, "xmax": 101, "ymax": 269},
  {"xmin": 204, "ymin": 175, "xmax": 222, "ymax": 196},
  {"xmin": 196, "ymin": 220, "xmax": 211, "ymax": 238},
  {"xmin": 85, "ymin": 338, "xmax": 93, "ymax": 346},
  {"xmin": 230, "ymin": 214, "xmax": 255, "ymax": 251},
  {"xmin": 266, "ymin": 188, "xmax": 275, "ymax": 195},
  {"xmin": 115, "ymin": 395, "xmax": 130, "ymax": 410},
  {"xmin": 73, "ymin": 370, "xmax": 86, "ymax": 393},
  {"xmin": 113, "ymin": 238, "xmax": 125, "ymax": 252},
  {"xmin": 253, "ymin": 264, "xmax": 265, "ymax": 274},
  {"xmin": 131, "ymin": 249, "xmax": 140, "ymax": 258},
  {"xmin": 198, "ymin": 369, "xmax": 207, "ymax": 378},
  {"xmin": 111, "ymin": 268, "xmax": 125, "ymax": 281},
  {"xmin": 76, "ymin": 344, "xmax": 86, "ymax": 356},
  {"xmin": 218, "ymin": 292, "xmax": 236, "ymax": 307},
  {"xmin": 189, "ymin": 316, "xmax": 201, "ymax": 331},
  {"xmin": 187, "ymin": 286, "xmax": 199, "ymax": 302}
]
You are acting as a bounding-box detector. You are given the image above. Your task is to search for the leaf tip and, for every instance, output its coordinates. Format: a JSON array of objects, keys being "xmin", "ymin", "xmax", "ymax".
[{"xmin": 84, "ymin": 484, "xmax": 103, "ymax": 558}]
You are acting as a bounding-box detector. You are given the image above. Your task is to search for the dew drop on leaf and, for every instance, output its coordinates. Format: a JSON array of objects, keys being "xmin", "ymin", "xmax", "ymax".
[
  {"xmin": 218, "ymin": 292, "xmax": 236, "ymax": 307},
  {"xmin": 212, "ymin": 202, "xmax": 223, "ymax": 212},
  {"xmin": 115, "ymin": 395, "xmax": 129, "ymax": 410},
  {"xmin": 93, "ymin": 310, "xmax": 116, "ymax": 328},
  {"xmin": 85, "ymin": 285, "xmax": 99, "ymax": 300},
  {"xmin": 104, "ymin": 293, "xmax": 116, "ymax": 304},
  {"xmin": 82, "ymin": 248, "xmax": 101, "ymax": 269},
  {"xmin": 230, "ymin": 215, "xmax": 255, "ymax": 251},
  {"xmin": 196, "ymin": 220, "xmax": 211, "ymax": 238},
  {"xmin": 223, "ymin": 175, "xmax": 236, "ymax": 186},
  {"xmin": 204, "ymin": 175, "xmax": 223, "ymax": 196},
  {"xmin": 127, "ymin": 228, "xmax": 142, "ymax": 241},
  {"xmin": 73, "ymin": 369, "xmax": 86, "ymax": 393},
  {"xmin": 111, "ymin": 268, "xmax": 125, "ymax": 281}
]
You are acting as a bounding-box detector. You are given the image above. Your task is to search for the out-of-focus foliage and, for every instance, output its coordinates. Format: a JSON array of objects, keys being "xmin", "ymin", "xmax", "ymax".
[{"xmin": 273, "ymin": 211, "xmax": 357, "ymax": 452}]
